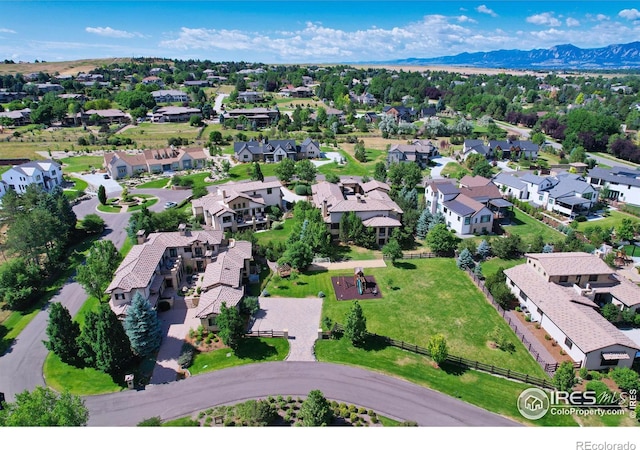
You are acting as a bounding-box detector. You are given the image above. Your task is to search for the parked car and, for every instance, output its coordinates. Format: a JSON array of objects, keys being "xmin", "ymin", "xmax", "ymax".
[
  {"xmin": 164, "ymin": 201, "xmax": 178, "ymax": 209},
  {"xmin": 103, "ymin": 174, "xmax": 110, "ymax": 179}
]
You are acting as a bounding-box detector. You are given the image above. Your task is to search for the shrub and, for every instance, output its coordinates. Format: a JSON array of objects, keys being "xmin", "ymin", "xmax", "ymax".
[
  {"xmin": 579, "ymin": 367, "xmax": 590, "ymax": 380},
  {"xmin": 348, "ymin": 404, "xmax": 357, "ymax": 413},
  {"xmin": 177, "ymin": 342, "xmax": 196, "ymax": 368},
  {"xmin": 589, "ymin": 371, "xmax": 603, "ymax": 381},
  {"xmin": 271, "ymin": 221, "xmax": 284, "ymax": 230},
  {"xmin": 261, "ymin": 289, "xmax": 270, "ymax": 297},
  {"xmin": 525, "ymin": 315, "xmax": 531, "ymax": 322},
  {"xmin": 575, "ymin": 216, "xmax": 587, "ymax": 222},
  {"xmin": 318, "ymin": 291, "xmax": 326, "ymax": 298},
  {"xmin": 294, "ymin": 184, "xmax": 310, "ymax": 196},
  {"xmin": 610, "ymin": 367, "xmax": 640, "ymax": 392},
  {"xmin": 358, "ymin": 407, "xmax": 366, "ymax": 414},
  {"xmin": 544, "ymin": 334, "xmax": 551, "ymax": 340},
  {"xmin": 585, "ymin": 381, "xmax": 613, "ymax": 404},
  {"xmin": 349, "ymin": 412, "xmax": 359, "ymax": 423}
]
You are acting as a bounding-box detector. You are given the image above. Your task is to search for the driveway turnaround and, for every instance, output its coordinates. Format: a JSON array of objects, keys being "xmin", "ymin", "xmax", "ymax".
[
  {"xmin": 84, "ymin": 361, "xmax": 521, "ymax": 426},
  {"xmin": 248, "ymin": 297, "xmax": 323, "ymax": 361}
]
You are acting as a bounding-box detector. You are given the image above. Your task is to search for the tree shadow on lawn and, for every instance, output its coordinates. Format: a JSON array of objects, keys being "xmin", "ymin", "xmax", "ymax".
[
  {"xmin": 504, "ymin": 217, "xmax": 525, "ymax": 226},
  {"xmin": 393, "ymin": 261, "xmax": 416, "ymax": 270},
  {"xmin": 439, "ymin": 360, "xmax": 468, "ymax": 376},
  {"xmin": 234, "ymin": 338, "xmax": 278, "ymax": 361},
  {"xmin": 358, "ymin": 334, "xmax": 390, "ymax": 352}
]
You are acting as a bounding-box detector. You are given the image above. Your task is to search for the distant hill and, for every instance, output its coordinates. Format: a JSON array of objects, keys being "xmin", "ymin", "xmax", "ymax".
[{"xmin": 386, "ymin": 42, "xmax": 640, "ymax": 70}]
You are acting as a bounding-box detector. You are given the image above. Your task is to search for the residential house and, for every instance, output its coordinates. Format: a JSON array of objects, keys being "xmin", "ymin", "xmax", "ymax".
[
  {"xmin": 103, "ymin": 147, "xmax": 207, "ymax": 179},
  {"xmin": 151, "ymin": 89, "xmax": 189, "ymax": 103},
  {"xmin": 183, "ymin": 80, "xmax": 211, "ymax": 88},
  {"xmin": 462, "ymin": 139, "xmax": 492, "ymax": 160},
  {"xmin": 351, "ymin": 92, "xmax": 378, "ymax": 106},
  {"xmin": 587, "ymin": 166, "xmax": 640, "ymax": 206},
  {"xmin": 234, "ymin": 138, "xmax": 320, "ymax": 163},
  {"xmin": 386, "ymin": 140, "xmax": 438, "ymax": 168},
  {"xmin": 0, "ymin": 108, "xmax": 31, "ymax": 126},
  {"xmin": 488, "ymin": 140, "xmax": 539, "ymax": 160},
  {"xmin": 311, "ymin": 178, "xmax": 403, "ymax": 246},
  {"xmin": 381, "ymin": 105, "xmax": 421, "ymax": 123},
  {"xmin": 1, "ymin": 159, "xmax": 63, "ymax": 194},
  {"xmin": 191, "ymin": 179, "xmax": 283, "ymax": 232},
  {"xmin": 0, "ymin": 90, "xmax": 27, "ymax": 102},
  {"xmin": 223, "ymin": 108, "xmax": 279, "ymax": 128},
  {"xmin": 492, "ymin": 172, "xmax": 530, "ymax": 200},
  {"xmin": 238, "ymin": 91, "xmax": 264, "ymax": 103},
  {"xmin": 32, "ymin": 83, "xmax": 64, "ymax": 94},
  {"xmin": 504, "ymin": 253, "xmax": 640, "ymax": 370},
  {"xmin": 280, "ymin": 85, "xmax": 313, "ymax": 98},
  {"xmin": 82, "ymin": 109, "xmax": 130, "ymax": 125},
  {"xmin": 141, "ymin": 76, "xmax": 165, "ymax": 87},
  {"xmin": 150, "ymin": 106, "xmax": 201, "ymax": 123}
]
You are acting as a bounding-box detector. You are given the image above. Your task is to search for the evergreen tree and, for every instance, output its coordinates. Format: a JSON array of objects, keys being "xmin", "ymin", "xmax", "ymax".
[
  {"xmin": 250, "ymin": 162, "xmax": 264, "ymax": 182},
  {"xmin": 542, "ymin": 243, "xmax": 554, "ymax": 253},
  {"xmin": 216, "ymin": 302, "xmax": 245, "ymax": 350},
  {"xmin": 416, "ymin": 209, "xmax": 432, "ymax": 240},
  {"xmin": 300, "ymin": 390, "xmax": 333, "ymax": 427},
  {"xmin": 44, "ymin": 302, "xmax": 81, "ymax": 366},
  {"xmin": 477, "ymin": 239, "xmax": 491, "ymax": 260},
  {"xmin": 78, "ymin": 304, "xmax": 133, "ymax": 377},
  {"xmin": 344, "ymin": 301, "xmax": 367, "ymax": 346},
  {"xmin": 123, "ymin": 292, "xmax": 163, "ymax": 358},
  {"xmin": 97, "ymin": 184, "xmax": 107, "ymax": 205},
  {"xmin": 529, "ymin": 234, "xmax": 545, "ymax": 253},
  {"xmin": 428, "ymin": 212, "xmax": 445, "ymax": 231},
  {"xmin": 474, "ymin": 262, "xmax": 484, "ymax": 280},
  {"xmin": 456, "ymin": 248, "xmax": 475, "ymax": 270},
  {"xmin": 373, "ymin": 161, "xmax": 387, "ymax": 182}
]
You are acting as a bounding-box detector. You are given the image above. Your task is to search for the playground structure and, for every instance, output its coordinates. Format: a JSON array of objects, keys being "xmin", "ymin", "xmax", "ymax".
[
  {"xmin": 354, "ymin": 267, "xmax": 366, "ymax": 295},
  {"xmin": 615, "ymin": 248, "xmax": 634, "ymax": 267},
  {"xmin": 331, "ymin": 268, "xmax": 380, "ymax": 301}
]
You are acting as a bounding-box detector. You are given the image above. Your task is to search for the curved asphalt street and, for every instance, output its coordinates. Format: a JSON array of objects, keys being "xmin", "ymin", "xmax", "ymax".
[{"xmin": 85, "ymin": 361, "xmax": 520, "ymax": 426}]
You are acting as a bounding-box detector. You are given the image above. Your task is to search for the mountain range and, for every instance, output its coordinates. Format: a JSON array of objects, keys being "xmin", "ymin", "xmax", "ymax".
[{"xmin": 386, "ymin": 42, "xmax": 640, "ymax": 70}]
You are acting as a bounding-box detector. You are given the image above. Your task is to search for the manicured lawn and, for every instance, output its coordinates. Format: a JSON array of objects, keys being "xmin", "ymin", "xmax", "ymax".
[
  {"xmin": 504, "ymin": 208, "xmax": 564, "ymax": 245},
  {"xmin": 43, "ymin": 352, "xmax": 125, "ymax": 396},
  {"xmin": 576, "ymin": 209, "xmax": 639, "ymax": 233},
  {"xmin": 315, "ymin": 338, "xmax": 576, "ymax": 427},
  {"xmin": 189, "ymin": 337, "xmax": 289, "ymax": 375},
  {"xmin": 266, "ymin": 270, "xmax": 335, "ymax": 299},
  {"xmin": 480, "ymin": 257, "xmax": 525, "ymax": 278},
  {"xmin": 97, "ymin": 204, "xmax": 124, "ymax": 213},
  {"xmin": 67, "ymin": 177, "xmax": 89, "ymax": 192},
  {"xmin": 440, "ymin": 161, "xmax": 469, "ymax": 178},
  {"xmin": 58, "ymin": 155, "xmax": 104, "ymax": 173},
  {"xmin": 255, "ymin": 219, "xmax": 296, "ymax": 246},
  {"xmin": 136, "ymin": 177, "xmax": 170, "ymax": 189}
]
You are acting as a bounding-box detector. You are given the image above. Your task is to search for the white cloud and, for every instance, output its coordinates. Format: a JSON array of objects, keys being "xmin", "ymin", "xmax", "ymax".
[
  {"xmin": 596, "ymin": 14, "xmax": 609, "ymax": 21},
  {"xmin": 526, "ymin": 13, "xmax": 561, "ymax": 27},
  {"xmin": 457, "ymin": 15, "xmax": 477, "ymax": 24},
  {"xmin": 0, "ymin": 28, "xmax": 16, "ymax": 34},
  {"xmin": 566, "ymin": 18, "xmax": 580, "ymax": 27},
  {"xmin": 619, "ymin": 9, "xmax": 640, "ymax": 20},
  {"xmin": 476, "ymin": 5, "xmax": 497, "ymax": 17},
  {"xmin": 85, "ymin": 26, "xmax": 144, "ymax": 38}
]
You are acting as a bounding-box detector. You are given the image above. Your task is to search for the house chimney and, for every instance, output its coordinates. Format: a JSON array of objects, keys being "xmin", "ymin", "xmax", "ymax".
[
  {"xmin": 178, "ymin": 223, "xmax": 186, "ymax": 236},
  {"xmin": 322, "ymin": 199, "xmax": 327, "ymax": 216},
  {"xmin": 136, "ymin": 229, "xmax": 146, "ymax": 245}
]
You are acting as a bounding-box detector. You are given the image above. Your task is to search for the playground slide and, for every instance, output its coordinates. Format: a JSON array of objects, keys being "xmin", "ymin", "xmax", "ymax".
[{"xmin": 357, "ymin": 278, "xmax": 363, "ymax": 295}]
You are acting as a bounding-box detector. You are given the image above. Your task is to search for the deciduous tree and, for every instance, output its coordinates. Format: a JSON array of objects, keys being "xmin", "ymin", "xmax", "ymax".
[
  {"xmin": 0, "ymin": 386, "xmax": 88, "ymax": 426},
  {"xmin": 425, "ymin": 224, "xmax": 459, "ymax": 256},
  {"xmin": 553, "ymin": 361, "xmax": 577, "ymax": 392},
  {"xmin": 344, "ymin": 301, "xmax": 367, "ymax": 346},
  {"xmin": 216, "ymin": 302, "xmax": 245, "ymax": 350},
  {"xmin": 427, "ymin": 334, "xmax": 448, "ymax": 366},
  {"xmin": 76, "ymin": 240, "xmax": 121, "ymax": 302},
  {"xmin": 274, "ymin": 157, "xmax": 296, "ymax": 184}
]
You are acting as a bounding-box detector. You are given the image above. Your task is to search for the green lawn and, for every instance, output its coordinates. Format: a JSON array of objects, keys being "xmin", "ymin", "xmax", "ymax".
[
  {"xmin": 58, "ymin": 155, "xmax": 104, "ymax": 173},
  {"xmin": 67, "ymin": 177, "xmax": 89, "ymax": 192},
  {"xmin": 43, "ymin": 352, "xmax": 125, "ymax": 396},
  {"xmin": 267, "ymin": 270, "xmax": 334, "ymax": 298},
  {"xmin": 315, "ymin": 338, "xmax": 576, "ymax": 427},
  {"xmin": 255, "ymin": 219, "xmax": 296, "ymax": 246},
  {"xmin": 136, "ymin": 177, "xmax": 171, "ymax": 189},
  {"xmin": 576, "ymin": 209, "xmax": 639, "ymax": 233},
  {"xmin": 504, "ymin": 208, "xmax": 565, "ymax": 245},
  {"xmin": 480, "ymin": 257, "xmax": 525, "ymax": 278},
  {"xmin": 189, "ymin": 337, "xmax": 289, "ymax": 375},
  {"xmin": 440, "ymin": 161, "xmax": 469, "ymax": 179}
]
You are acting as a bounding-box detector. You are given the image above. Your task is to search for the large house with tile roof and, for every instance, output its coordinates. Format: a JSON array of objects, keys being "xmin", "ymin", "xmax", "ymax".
[
  {"xmin": 311, "ymin": 178, "xmax": 403, "ymax": 246},
  {"xmin": 1, "ymin": 159, "xmax": 63, "ymax": 195},
  {"xmin": 106, "ymin": 225, "xmax": 252, "ymax": 330},
  {"xmin": 504, "ymin": 253, "xmax": 640, "ymax": 370},
  {"xmin": 103, "ymin": 147, "xmax": 208, "ymax": 179},
  {"xmin": 191, "ymin": 179, "xmax": 283, "ymax": 232}
]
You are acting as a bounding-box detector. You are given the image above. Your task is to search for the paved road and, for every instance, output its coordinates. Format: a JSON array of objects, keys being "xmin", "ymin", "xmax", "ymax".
[
  {"xmin": 429, "ymin": 155, "xmax": 455, "ymax": 179},
  {"xmin": 84, "ymin": 361, "xmax": 521, "ymax": 426},
  {"xmin": 586, "ymin": 153, "xmax": 640, "ymax": 171}
]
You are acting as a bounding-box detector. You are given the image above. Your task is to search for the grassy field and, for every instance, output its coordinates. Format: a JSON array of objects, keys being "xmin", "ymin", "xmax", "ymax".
[
  {"xmin": 440, "ymin": 161, "xmax": 469, "ymax": 178},
  {"xmin": 136, "ymin": 177, "xmax": 171, "ymax": 189},
  {"xmin": 504, "ymin": 208, "xmax": 565, "ymax": 246},
  {"xmin": 315, "ymin": 338, "xmax": 576, "ymax": 427},
  {"xmin": 119, "ymin": 122, "xmax": 208, "ymax": 148},
  {"xmin": 268, "ymin": 258, "xmax": 547, "ymax": 375},
  {"xmin": 58, "ymin": 155, "xmax": 104, "ymax": 173}
]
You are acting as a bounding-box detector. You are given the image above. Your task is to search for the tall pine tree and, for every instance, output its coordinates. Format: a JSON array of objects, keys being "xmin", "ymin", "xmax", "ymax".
[
  {"xmin": 44, "ymin": 302, "xmax": 81, "ymax": 366},
  {"xmin": 123, "ymin": 292, "xmax": 163, "ymax": 358},
  {"xmin": 78, "ymin": 304, "xmax": 133, "ymax": 377}
]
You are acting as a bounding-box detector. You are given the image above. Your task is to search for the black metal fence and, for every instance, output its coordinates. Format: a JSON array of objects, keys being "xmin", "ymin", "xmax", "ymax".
[{"xmin": 245, "ymin": 330, "xmax": 286, "ymax": 338}]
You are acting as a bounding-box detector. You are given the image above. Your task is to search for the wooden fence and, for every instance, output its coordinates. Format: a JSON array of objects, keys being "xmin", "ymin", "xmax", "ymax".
[
  {"xmin": 329, "ymin": 324, "xmax": 556, "ymax": 390},
  {"xmin": 384, "ymin": 251, "xmax": 436, "ymax": 260},
  {"xmin": 245, "ymin": 330, "xmax": 286, "ymax": 338},
  {"xmin": 465, "ymin": 269, "xmax": 581, "ymax": 373}
]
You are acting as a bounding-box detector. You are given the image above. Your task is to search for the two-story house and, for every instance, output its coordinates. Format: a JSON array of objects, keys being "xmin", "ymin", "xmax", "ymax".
[
  {"xmin": 1, "ymin": 159, "xmax": 63, "ymax": 195},
  {"xmin": 103, "ymin": 147, "xmax": 207, "ymax": 179},
  {"xmin": 191, "ymin": 179, "xmax": 283, "ymax": 231},
  {"xmin": 504, "ymin": 253, "xmax": 640, "ymax": 370},
  {"xmin": 587, "ymin": 166, "xmax": 640, "ymax": 206},
  {"xmin": 312, "ymin": 178, "xmax": 403, "ymax": 246},
  {"xmin": 151, "ymin": 89, "xmax": 190, "ymax": 103},
  {"xmin": 386, "ymin": 140, "xmax": 438, "ymax": 168},
  {"xmin": 234, "ymin": 139, "xmax": 320, "ymax": 163}
]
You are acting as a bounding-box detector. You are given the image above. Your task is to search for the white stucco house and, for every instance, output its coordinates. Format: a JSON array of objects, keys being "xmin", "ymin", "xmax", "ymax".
[{"xmin": 1, "ymin": 159, "xmax": 63, "ymax": 195}]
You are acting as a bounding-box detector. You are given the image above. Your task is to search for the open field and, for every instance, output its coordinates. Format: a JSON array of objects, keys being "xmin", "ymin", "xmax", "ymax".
[{"xmin": 0, "ymin": 58, "xmax": 164, "ymax": 76}]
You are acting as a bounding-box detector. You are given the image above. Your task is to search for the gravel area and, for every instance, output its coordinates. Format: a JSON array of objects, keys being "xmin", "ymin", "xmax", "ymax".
[{"xmin": 248, "ymin": 297, "xmax": 323, "ymax": 362}]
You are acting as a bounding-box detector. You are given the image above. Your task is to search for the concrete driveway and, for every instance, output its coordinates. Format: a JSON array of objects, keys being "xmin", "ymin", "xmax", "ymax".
[
  {"xmin": 74, "ymin": 172, "xmax": 123, "ymax": 194},
  {"xmin": 151, "ymin": 297, "xmax": 201, "ymax": 384},
  {"xmin": 248, "ymin": 297, "xmax": 323, "ymax": 361}
]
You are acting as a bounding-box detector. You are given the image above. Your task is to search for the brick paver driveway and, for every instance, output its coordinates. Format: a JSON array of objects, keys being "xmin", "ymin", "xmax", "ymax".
[{"xmin": 248, "ymin": 297, "xmax": 323, "ymax": 361}]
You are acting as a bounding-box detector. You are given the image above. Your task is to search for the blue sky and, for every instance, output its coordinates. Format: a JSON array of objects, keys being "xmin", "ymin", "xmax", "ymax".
[{"xmin": 1, "ymin": 1, "xmax": 639, "ymax": 63}]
